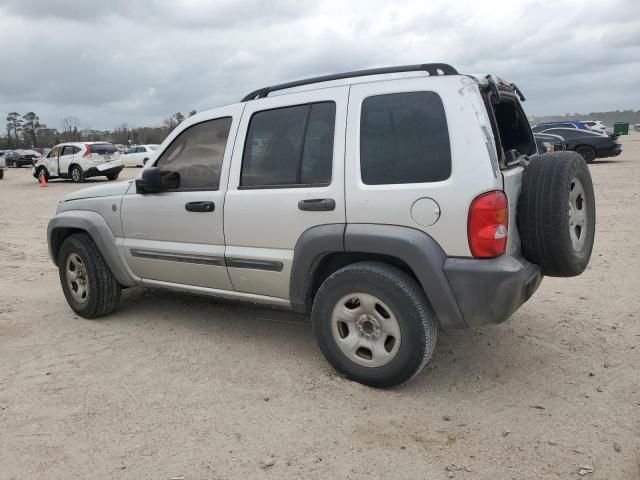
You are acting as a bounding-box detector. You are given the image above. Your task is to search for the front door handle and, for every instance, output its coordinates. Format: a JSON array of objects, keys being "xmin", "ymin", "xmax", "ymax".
[
  {"xmin": 185, "ymin": 201, "xmax": 215, "ymax": 212},
  {"xmin": 298, "ymin": 198, "xmax": 336, "ymax": 211}
]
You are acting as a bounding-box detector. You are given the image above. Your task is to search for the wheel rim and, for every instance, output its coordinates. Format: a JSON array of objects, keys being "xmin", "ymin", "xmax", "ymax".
[
  {"xmin": 578, "ymin": 147, "xmax": 595, "ymax": 162},
  {"xmin": 569, "ymin": 177, "xmax": 588, "ymax": 252},
  {"xmin": 330, "ymin": 293, "xmax": 401, "ymax": 367},
  {"xmin": 38, "ymin": 170, "xmax": 45, "ymax": 180},
  {"xmin": 72, "ymin": 168, "xmax": 80, "ymax": 182},
  {"xmin": 66, "ymin": 253, "xmax": 89, "ymax": 303}
]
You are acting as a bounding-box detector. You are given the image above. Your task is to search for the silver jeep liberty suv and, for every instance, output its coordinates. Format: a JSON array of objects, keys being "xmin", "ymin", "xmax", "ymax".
[{"xmin": 47, "ymin": 63, "xmax": 595, "ymax": 387}]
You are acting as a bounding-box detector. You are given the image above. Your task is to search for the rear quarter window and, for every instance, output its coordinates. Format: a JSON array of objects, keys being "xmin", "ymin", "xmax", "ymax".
[
  {"xmin": 360, "ymin": 91, "xmax": 451, "ymax": 185},
  {"xmin": 91, "ymin": 143, "xmax": 117, "ymax": 154}
]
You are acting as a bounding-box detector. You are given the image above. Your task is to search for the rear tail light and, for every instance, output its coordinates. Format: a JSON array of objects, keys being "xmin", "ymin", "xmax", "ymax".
[
  {"xmin": 468, "ymin": 191, "xmax": 509, "ymax": 258},
  {"xmin": 83, "ymin": 144, "xmax": 92, "ymax": 157}
]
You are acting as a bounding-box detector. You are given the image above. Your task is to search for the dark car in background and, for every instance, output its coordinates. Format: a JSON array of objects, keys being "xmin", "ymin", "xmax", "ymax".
[
  {"xmin": 536, "ymin": 127, "xmax": 621, "ymax": 163},
  {"xmin": 534, "ymin": 132, "xmax": 567, "ymax": 154},
  {"xmin": 4, "ymin": 149, "xmax": 41, "ymax": 167}
]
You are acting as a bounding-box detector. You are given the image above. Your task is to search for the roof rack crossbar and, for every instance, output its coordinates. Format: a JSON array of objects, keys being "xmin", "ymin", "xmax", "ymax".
[{"xmin": 241, "ymin": 63, "xmax": 458, "ymax": 102}]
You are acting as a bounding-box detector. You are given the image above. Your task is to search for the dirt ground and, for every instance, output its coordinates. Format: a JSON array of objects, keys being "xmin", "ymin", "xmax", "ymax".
[{"xmin": 1, "ymin": 137, "xmax": 638, "ymax": 480}]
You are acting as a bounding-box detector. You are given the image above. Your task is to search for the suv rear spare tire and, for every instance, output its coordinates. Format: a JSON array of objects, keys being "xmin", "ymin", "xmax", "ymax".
[{"xmin": 518, "ymin": 151, "xmax": 595, "ymax": 277}]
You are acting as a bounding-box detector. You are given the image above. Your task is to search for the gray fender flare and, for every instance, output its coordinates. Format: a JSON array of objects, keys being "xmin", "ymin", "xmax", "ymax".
[
  {"xmin": 47, "ymin": 210, "xmax": 137, "ymax": 287},
  {"xmin": 289, "ymin": 223, "xmax": 467, "ymax": 330}
]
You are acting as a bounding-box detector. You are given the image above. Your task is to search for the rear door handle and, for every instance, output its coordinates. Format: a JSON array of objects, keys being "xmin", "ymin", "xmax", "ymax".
[
  {"xmin": 298, "ymin": 198, "xmax": 336, "ymax": 211},
  {"xmin": 185, "ymin": 201, "xmax": 215, "ymax": 212}
]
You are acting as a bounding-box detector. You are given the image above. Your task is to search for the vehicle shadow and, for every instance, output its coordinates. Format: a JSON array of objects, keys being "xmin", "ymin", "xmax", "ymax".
[
  {"xmin": 590, "ymin": 159, "xmax": 625, "ymax": 165},
  {"xmin": 112, "ymin": 287, "xmax": 550, "ymax": 394}
]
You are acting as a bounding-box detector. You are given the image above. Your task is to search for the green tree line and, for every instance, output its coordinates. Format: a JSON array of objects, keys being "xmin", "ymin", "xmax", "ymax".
[
  {"xmin": 0, "ymin": 110, "xmax": 197, "ymax": 150},
  {"xmin": 531, "ymin": 110, "xmax": 640, "ymax": 126}
]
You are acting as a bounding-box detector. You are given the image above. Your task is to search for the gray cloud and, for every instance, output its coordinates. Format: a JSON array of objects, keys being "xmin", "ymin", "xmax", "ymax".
[{"xmin": 1, "ymin": 0, "xmax": 638, "ymax": 131}]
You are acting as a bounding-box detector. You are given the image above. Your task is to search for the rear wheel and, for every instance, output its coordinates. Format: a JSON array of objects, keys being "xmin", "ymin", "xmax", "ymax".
[
  {"xmin": 58, "ymin": 233, "xmax": 121, "ymax": 318},
  {"xmin": 106, "ymin": 172, "xmax": 119, "ymax": 181},
  {"xmin": 575, "ymin": 145, "xmax": 596, "ymax": 164},
  {"xmin": 312, "ymin": 261, "xmax": 438, "ymax": 388},
  {"xmin": 0, "ymin": 169, "xmax": 4, "ymax": 179},
  {"xmin": 70, "ymin": 165, "xmax": 84, "ymax": 183}
]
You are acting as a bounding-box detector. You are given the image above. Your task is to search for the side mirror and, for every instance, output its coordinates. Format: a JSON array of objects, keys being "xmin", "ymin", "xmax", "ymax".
[{"xmin": 136, "ymin": 167, "xmax": 163, "ymax": 194}]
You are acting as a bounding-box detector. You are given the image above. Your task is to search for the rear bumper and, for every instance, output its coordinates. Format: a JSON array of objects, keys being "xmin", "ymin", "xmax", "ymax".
[
  {"xmin": 443, "ymin": 255, "xmax": 543, "ymax": 327},
  {"xmin": 84, "ymin": 166, "xmax": 123, "ymax": 178},
  {"xmin": 597, "ymin": 144, "xmax": 622, "ymax": 158}
]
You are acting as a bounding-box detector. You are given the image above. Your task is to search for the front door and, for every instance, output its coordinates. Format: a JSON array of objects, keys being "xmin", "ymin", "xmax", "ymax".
[
  {"xmin": 44, "ymin": 146, "xmax": 61, "ymax": 176},
  {"xmin": 223, "ymin": 87, "xmax": 348, "ymax": 299},
  {"xmin": 120, "ymin": 105, "xmax": 243, "ymax": 289}
]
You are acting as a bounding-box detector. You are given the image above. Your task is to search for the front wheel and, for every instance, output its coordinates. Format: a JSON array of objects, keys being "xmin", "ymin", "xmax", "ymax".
[
  {"xmin": 37, "ymin": 167, "xmax": 49, "ymax": 183},
  {"xmin": 312, "ymin": 261, "xmax": 438, "ymax": 388},
  {"xmin": 58, "ymin": 233, "xmax": 121, "ymax": 318},
  {"xmin": 106, "ymin": 172, "xmax": 119, "ymax": 181}
]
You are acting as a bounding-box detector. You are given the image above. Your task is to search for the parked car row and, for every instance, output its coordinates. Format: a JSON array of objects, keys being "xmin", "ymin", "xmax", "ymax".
[
  {"xmin": 532, "ymin": 121, "xmax": 622, "ymax": 163},
  {"xmin": 0, "ymin": 149, "xmax": 42, "ymax": 167},
  {"xmin": 532, "ymin": 120, "xmax": 609, "ymax": 135}
]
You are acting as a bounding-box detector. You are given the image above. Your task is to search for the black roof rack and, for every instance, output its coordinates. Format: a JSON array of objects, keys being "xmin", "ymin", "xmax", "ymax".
[{"xmin": 241, "ymin": 63, "xmax": 458, "ymax": 102}]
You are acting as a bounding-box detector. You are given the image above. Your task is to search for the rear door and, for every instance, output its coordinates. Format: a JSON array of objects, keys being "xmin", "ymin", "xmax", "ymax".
[
  {"xmin": 223, "ymin": 87, "xmax": 348, "ymax": 299},
  {"xmin": 120, "ymin": 105, "xmax": 243, "ymax": 289},
  {"xmin": 58, "ymin": 145, "xmax": 76, "ymax": 174}
]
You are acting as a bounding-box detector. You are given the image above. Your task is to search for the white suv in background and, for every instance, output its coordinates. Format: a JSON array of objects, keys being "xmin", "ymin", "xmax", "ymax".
[
  {"xmin": 122, "ymin": 144, "xmax": 159, "ymax": 167},
  {"xmin": 46, "ymin": 63, "xmax": 596, "ymax": 387},
  {"xmin": 33, "ymin": 142, "xmax": 124, "ymax": 183},
  {"xmin": 582, "ymin": 120, "xmax": 608, "ymax": 135}
]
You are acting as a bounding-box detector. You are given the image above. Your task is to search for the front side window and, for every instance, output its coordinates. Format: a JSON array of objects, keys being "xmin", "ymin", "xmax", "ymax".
[
  {"xmin": 360, "ymin": 92, "xmax": 451, "ymax": 185},
  {"xmin": 48, "ymin": 147, "xmax": 60, "ymax": 158},
  {"xmin": 240, "ymin": 102, "xmax": 335, "ymax": 188},
  {"xmin": 155, "ymin": 117, "xmax": 232, "ymax": 191}
]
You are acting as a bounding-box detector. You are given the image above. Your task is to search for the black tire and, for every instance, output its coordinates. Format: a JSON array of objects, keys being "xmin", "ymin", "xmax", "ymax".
[
  {"xmin": 519, "ymin": 151, "xmax": 596, "ymax": 277},
  {"xmin": 575, "ymin": 145, "xmax": 597, "ymax": 164},
  {"xmin": 58, "ymin": 233, "xmax": 121, "ymax": 318},
  {"xmin": 106, "ymin": 172, "xmax": 119, "ymax": 181},
  {"xmin": 36, "ymin": 167, "xmax": 49, "ymax": 182},
  {"xmin": 312, "ymin": 261, "xmax": 438, "ymax": 388},
  {"xmin": 0, "ymin": 169, "xmax": 4, "ymax": 179},
  {"xmin": 70, "ymin": 164, "xmax": 84, "ymax": 183}
]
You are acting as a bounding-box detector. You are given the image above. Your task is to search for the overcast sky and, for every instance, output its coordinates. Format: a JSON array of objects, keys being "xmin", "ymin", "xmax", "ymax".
[{"xmin": 1, "ymin": 0, "xmax": 638, "ymax": 131}]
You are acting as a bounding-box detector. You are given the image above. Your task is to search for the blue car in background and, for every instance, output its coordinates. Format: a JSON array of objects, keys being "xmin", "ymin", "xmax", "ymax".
[{"xmin": 531, "ymin": 121, "xmax": 592, "ymax": 133}]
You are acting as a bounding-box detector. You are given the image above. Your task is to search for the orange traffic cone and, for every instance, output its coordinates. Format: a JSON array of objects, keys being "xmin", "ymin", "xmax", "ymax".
[{"xmin": 40, "ymin": 174, "xmax": 48, "ymax": 187}]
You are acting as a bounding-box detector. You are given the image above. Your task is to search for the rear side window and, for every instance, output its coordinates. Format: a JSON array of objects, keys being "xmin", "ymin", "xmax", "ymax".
[
  {"xmin": 360, "ymin": 92, "xmax": 451, "ymax": 185},
  {"xmin": 155, "ymin": 117, "xmax": 232, "ymax": 191},
  {"xmin": 61, "ymin": 146, "xmax": 75, "ymax": 156},
  {"xmin": 91, "ymin": 143, "xmax": 117, "ymax": 155},
  {"xmin": 241, "ymin": 102, "xmax": 335, "ymax": 188}
]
